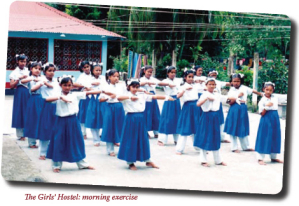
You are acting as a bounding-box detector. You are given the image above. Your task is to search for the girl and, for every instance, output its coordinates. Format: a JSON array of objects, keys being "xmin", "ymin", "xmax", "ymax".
[
  {"xmin": 157, "ymin": 66, "xmax": 181, "ymax": 146},
  {"xmin": 99, "ymin": 69, "xmax": 126, "ymax": 156},
  {"xmin": 208, "ymin": 69, "xmax": 231, "ymax": 143},
  {"xmin": 37, "ymin": 62, "xmax": 60, "ymax": 160},
  {"xmin": 46, "ymin": 76, "xmax": 110, "ymax": 173},
  {"xmin": 224, "ymin": 73, "xmax": 262, "ymax": 153},
  {"xmin": 139, "ymin": 65, "xmax": 175, "ymax": 138},
  {"xmin": 85, "ymin": 62, "xmax": 107, "ymax": 146},
  {"xmin": 194, "ymin": 78, "xmax": 227, "ymax": 167},
  {"xmin": 255, "ymin": 82, "xmax": 283, "ymax": 165},
  {"xmin": 9, "ymin": 54, "xmax": 30, "ymax": 141},
  {"xmin": 117, "ymin": 79, "xmax": 174, "ymax": 170},
  {"xmin": 175, "ymin": 68, "xmax": 202, "ymax": 155},
  {"xmin": 194, "ymin": 65, "xmax": 207, "ymax": 118},
  {"xmin": 22, "ymin": 61, "xmax": 45, "ymax": 148},
  {"xmin": 74, "ymin": 61, "xmax": 93, "ymax": 139}
]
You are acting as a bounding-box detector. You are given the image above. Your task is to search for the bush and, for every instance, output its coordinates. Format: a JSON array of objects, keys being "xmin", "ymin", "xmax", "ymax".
[
  {"xmin": 110, "ymin": 48, "xmax": 128, "ymax": 72},
  {"xmin": 236, "ymin": 66, "xmax": 253, "ymax": 87},
  {"xmin": 176, "ymin": 59, "xmax": 191, "ymax": 77}
]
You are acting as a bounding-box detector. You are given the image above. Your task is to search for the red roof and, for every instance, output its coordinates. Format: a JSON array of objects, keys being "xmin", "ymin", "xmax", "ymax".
[{"xmin": 9, "ymin": 1, "xmax": 125, "ymax": 38}]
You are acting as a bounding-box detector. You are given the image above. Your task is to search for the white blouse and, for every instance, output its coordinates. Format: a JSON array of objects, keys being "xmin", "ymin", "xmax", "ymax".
[
  {"xmin": 121, "ymin": 92, "xmax": 153, "ymax": 113},
  {"xmin": 9, "ymin": 67, "xmax": 30, "ymax": 88},
  {"xmin": 100, "ymin": 83, "xmax": 126, "ymax": 103},
  {"xmin": 40, "ymin": 76, "xmax": 61, "ymax": 98},
  {"xmin": 76, "ymin": 72, "xmax": 92, "ymax": 88},
  {"xmin": 258, "ymin": 95, "xmax": 278, "ymax": 114},
  {"xmin": 194, "ymin": 75, "xmax": 207, "ymax": 93},
  {"xmin": 198, "ymin": 91, "xmax": 221, "ymax": 112},
  {"xmin": 139, "ymin": 76, "xmax": 161, "ymax": 93},
  {"xmin": 178, "ymin": 83, "xmax": 199, "ymax": 105},
  {"xmin": 55, "ymin": 92, "xmax": 87, "ymax": 117},
  {"xmin": 161, "ymin": 78, "xmax": 181, "ymax": 96},
  {"xmin": 87, "ymin": 75, "xmax": 107, "ymax": 98},
  {"xmin": 227, "ymin": 85, "xmax": 253, "ymax": 104}
]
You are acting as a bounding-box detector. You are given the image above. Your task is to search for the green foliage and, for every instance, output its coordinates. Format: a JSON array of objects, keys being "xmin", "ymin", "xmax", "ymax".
[
  {"xmin": 155, "ymin": 54, "xmax": 172, "ymax": 79},
  {"xmin": 236, "ymin": 66, "xmax": 253, "ymax": 87},
  {"xmin": 258, "ymin": 57, "xmax": 288, "ymax": 94},
  {"xmin": 109, "ymin": 48, "xmax": 128, "ymax": 72},
  {"xmin": 176, "ymin": 59, "xmax": 191, "ymax": 78}
]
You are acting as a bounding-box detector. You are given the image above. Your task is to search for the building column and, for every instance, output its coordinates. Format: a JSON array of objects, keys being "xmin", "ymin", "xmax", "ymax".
[
  {"xmin": 101, "ymin": 40, "xmax": 108, "ymax": 75},
  {"xmin": 48, "ymin": 38, "xmax": 54, "ymax": 63}
]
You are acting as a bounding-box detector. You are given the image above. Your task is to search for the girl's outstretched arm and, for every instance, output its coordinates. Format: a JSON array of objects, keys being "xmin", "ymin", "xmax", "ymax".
[
  {"xmin": 31, "ymin": 82, "xmax": 44, "ymax": 92},
  {"xmin": 46, "ymin": 96, "xmax": 60, "ymax": 102},
  {"xmin": 152, "ymin": 95, "xmax": 174, "ymax": 101},
  {"xmin": 197, "ymin": 97, "xmax": 208, "ymax": 107},
  {"xmin": 253, "ymin": 89, "xmax": 263, "ymax": 96},
  {"xmin": 226, "ymin": 97, "xmax": 237, "ymax": 105},
  {"xmin": 10, "ymin": 79, "xmax": 19, "ymax": 89}
]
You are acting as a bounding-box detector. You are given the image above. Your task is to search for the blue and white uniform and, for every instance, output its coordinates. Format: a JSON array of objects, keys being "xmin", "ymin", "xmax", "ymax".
[
  {"xmin": 23, "ymin": 76, "xmax": 45, "ymax": 147},
  {"xmin": 100, "ymin": 83, "xmax": 126, "ymax": 155},
  {"xmin": 46, "ymin": 91, "xmax": 90, "ymax": 170},
  {"xmin": 194, "ymin": 91, "xmax": 222, "ymax": 164},
  {"xmin": 85, "ymin": 75, "xmax": 107, "ymax": 144},
  {"xmin": 255, "ymin": 95, "xmax": 281, "ymax": 160},
  {"xmin": 76, "ymin": 72, "xmax": 92, "ymax": 137},
  {"xmin": 37, "ymin": 76, "xmax": 60, "ymax": 156},
  {"xmin": 158, "ymin": 78, "xmax": 181, "ymax": 145},
  {"xmin": 140, "ymin": 76, "xmax": 161, "ymax": 135},
  {"xmin": 118, "ymin": 92, "xmax": 157, "ymax": 164},
  {"xmin": 9, "ymin": 66, "xmax": 30, "ymax": 139},
  {"xmin": 175, "ymin": 82, "xmax": 201, "ymax": 154},
  {"xmin": 224, "ymin": 85, "xmax": 252, "ymax": 151}
]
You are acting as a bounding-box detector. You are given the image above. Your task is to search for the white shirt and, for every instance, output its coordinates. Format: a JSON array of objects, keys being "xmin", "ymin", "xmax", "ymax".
[
  {"xmin": 194, "ymin": 75, "xmax": 207, "ymax": 93},
  {"xmin": 55, "ymin": 92, "xmax": 86, "ymax": 117},
  {"xmin": 178, "ymin": 83, "xmax": 198, "ymax": 104},
  {"xmin": 76, "ymin": 72, "xmax": 92, "ymax": 88},
  {"xmin": 40, "ymin": 76, "xmax": 61, "ymax": 98},
  {"xmin": 258, "ymin": 95, "xmax": 278, "ymax": 113},
  {"xmin": 198, "ymin": 91, "xmax": 221, "ymax": 112},
  {"xmin": 100, "ymin": 83, "xmax": 126, "ymax": 103},
  {"xmin": 227, "ymin": 85, "xmax": 253, "ymax": 104},
  {"xmin": 121, "ymin": 92, "xmax": 153, "ymax": 113},
  {"xmin": 162, "ymin": 78, "xmax": 181, "ymax": 96},
  {"xmin": 9, "ymin": 67, "xmax": 30, "ymax": 88},
  {"xmin": 140, "ymin": 76, "xmax": 161, "ymax": 93},
  {"xmin": 214, "ymin": 79, "xmax": 227, "ymax": 94},
  {"xmin": 87, "ymin": 75, "xmax": 107, "ymax": 98}
]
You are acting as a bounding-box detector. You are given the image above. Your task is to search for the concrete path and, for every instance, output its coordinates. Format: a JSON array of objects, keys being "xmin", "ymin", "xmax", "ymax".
[{"xmin": 1, "ymin": 93, "xmax": 285, "ymax": 194}]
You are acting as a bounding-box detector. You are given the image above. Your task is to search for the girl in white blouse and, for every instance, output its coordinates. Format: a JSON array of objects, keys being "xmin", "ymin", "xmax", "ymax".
[
  {"xmin": 73, "ymin": 61, "xmax": 93, "ymax": 140},
  {"xmin": 99, "ymin": 69, "xmax": 126, "ymax": 156},
  {"xmin": 175, "ymin": 69, "xmax": 202, "ymax": 155},
  {"xmin": 139, "ymin": 65, "xmax": 174, "ymax": 138},
  {"xmin": 194, "ymin": 78, "xmax": 227, "ymax": 167},
  {"xmin": 224, "ymin": 73, "xmax": 262, "ymax": 153},
  {"xmin": 22, "ymin": 61, "xmax": 45, "ymax": 148},
  {"xmin": 85, "ymin": 62, "xmax": 107, "ymax": 146},
  {"xmin": 10, "ymin": 54, "xmax": 30, "ymax": 141},
  {"xmin": 37, "ymin": 63, "xmax": 60, "ymax": 160},
  {"xmin": 117, "ymin": 79, "xmax": 174, "ymax": 170},
  {"xmin": 255, "ymin": 82, "xmax": 283, "ymax": 165},
  {"xmin": 158, "ymin": 66, "xmax": 182, "ymax": 146},
  {"xmin": 45, "ymin": 76, "xmax": 111, "ymax": 173}
]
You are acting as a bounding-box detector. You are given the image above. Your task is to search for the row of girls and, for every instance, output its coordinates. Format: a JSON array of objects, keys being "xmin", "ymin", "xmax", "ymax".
[{"xmin": 10, "ymin": 54, "xmax": 283, "ymax": 173}]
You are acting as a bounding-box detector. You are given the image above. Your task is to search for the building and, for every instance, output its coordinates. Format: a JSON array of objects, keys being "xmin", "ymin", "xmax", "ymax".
[{"xmin": 6, "ymin": 1, "xmax": 125, "ymax": 89}]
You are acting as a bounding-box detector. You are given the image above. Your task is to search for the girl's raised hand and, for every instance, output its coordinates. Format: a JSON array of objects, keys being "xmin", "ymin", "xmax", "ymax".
[
  {"xmin": 131, "ymin": 96, "xmax": 139, "ymax": 101},
  {"xmin": 149, "ymin": 82, "xmax": 156, "ymax": 86},
  {"xmin": 168, "ymin": 97, "xmax": 175, "ymax": 101},
  {"xmin": 110, "ymin": 94, "xmax": 117, "ymax": 99},
  {"xmin": 169, "ymin": 84, "xmax": 176, "ymax": 88},
  {"xmin": 266, "ymin": 102, "xmax": 273, "ymax": 107},
  {"xmin": 207, "ymin": 96, "xmax": 215, "ymax": 101},
  {"xmin": 185, "ymin": 87, "xmax": 193, "ymax": 91},
  {"xmin": 61, "ymin": 96, "xmax": 72, "ymax": 103},
  {"xmin": 33, "ymin": 78, "xmax": 39, "ymax": 82}
]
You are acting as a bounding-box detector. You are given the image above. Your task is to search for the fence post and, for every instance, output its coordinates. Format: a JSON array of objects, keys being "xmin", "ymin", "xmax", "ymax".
[
  {"xmin": 172, "ymin": 50, "xmax": 177, "ymax": 67},
  {"xmin": 252, "ymin": 52, "xmax": 259, "ymax": 111},
  {"xmin": 152, "ymin": 50, "xmax": 156, "ymax": 77},
  {"xmin": 228, "ymin": 55, "xmax": 234, "ymax": 76}
]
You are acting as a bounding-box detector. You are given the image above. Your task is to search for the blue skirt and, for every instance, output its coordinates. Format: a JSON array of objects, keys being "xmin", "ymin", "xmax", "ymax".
[
  {"xmin": 77, "ymin": 96, "xmax": 91, "ymax": 124},
  {"xmin": 101, "ymin": 102, "xmax": 125, "ymax": 143},
  {"xmin": 46, "ymin": 114, "xmax": 86, "ymax": 162},
  {"xmin": 158, "ymin": 95, "xmax": 181, "ymax": 134},
  {"xmin": 177, "ymin": 100, "xmax": 201, "ymax": 136},
  {"xmin": 144, "ymin": 91, "xmax": 160, "ymax": 131},
  {"xmin": 218, "ymin": 102, "xmax": 224, "ymax": 125},
  {"xmin": 197, "ymin": 93, "xmax": 203, "ymax": 119},
  {"xmin": 11, "ymin": 85, "xmax": 30, "ymax": 128},
  {"xmin": 224, "ymin": 103, "xmax": 249, "ymax": 138},
  {"xmin": 255, "ymin": 110, "xmax": 281, "ymax": 154},
  {"xmin": 118, "ymin": 112, "xmax": 150, "ymax": 162},
  {"xmin": 38, "ymin": 101, "xmax": 57, "ymax": 141},
  {"xmin": 23, "ymin": 94, "xmax": 45, "ymax": 139},
  {"xmin": 194, "ymin": 111, "xmax": 221, "ymax": 151},
  {"xmin": 85, "ymin": 94, "xmax": 103, "ymax": 129}
]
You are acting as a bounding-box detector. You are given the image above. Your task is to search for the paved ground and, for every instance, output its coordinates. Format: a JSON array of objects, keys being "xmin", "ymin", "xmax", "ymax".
[{"xmin": 1, "ymin": 92, "xmax": 285, "ymax": 194}]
